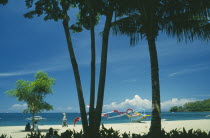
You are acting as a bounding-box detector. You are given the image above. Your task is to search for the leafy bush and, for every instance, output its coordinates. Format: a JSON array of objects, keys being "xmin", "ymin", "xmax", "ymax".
[
  {"xmin": 99, "ymin": 124, "xmax": 121, "ymax": 138},
  {"xmin": 0, "ymin": 134, "xmax": 11, "ymax": 138},
  {"xmin": 162, "ymin": 128, "xmax": 210, "ymax": 138},
  {"xmin": 26, "ymin": 131, "xmax": 45, "ymax": 138},
  {"xmin": 1, "ymin": 127, "xmax": 210, "ymax": 138},
  {"xmin": 60, "ymin": 129, "xmax": 83, "ymax": 138}
]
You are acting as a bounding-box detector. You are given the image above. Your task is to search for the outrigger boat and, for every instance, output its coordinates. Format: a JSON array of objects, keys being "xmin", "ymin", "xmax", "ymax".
[
  {"xmin": 125, "ymin": 108, "xmax": 151, "ymax": 122},
  {"xmin": 26, "ymin": 116, "xmax": 47, "ymax": 121},
  {"xmin": 74, "ymin": 108, "xmax": 151, "ymax": 125},
  {"xmin": 104, "ymin": 108, "xmax": 150, "ymax": 122}
]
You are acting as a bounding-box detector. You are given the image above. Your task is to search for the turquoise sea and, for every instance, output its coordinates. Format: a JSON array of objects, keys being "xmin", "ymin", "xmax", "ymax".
[{"xmin": 0, "ymin": 112, "xmax": 210, "ymax": 126}]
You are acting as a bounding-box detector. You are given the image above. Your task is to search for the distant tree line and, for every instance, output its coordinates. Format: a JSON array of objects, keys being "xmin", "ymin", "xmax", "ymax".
[{"xmin": 169, "ymin": 99, "xmax": 210, "ymax": 112}]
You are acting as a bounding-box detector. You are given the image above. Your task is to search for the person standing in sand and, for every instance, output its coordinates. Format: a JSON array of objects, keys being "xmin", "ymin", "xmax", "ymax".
[
  {"xmin": 34, "ymin": 121, "xmax": 38, "ymax": 131},
  {"xmin": 62, "ymin": 113, "xmax": 68, "ymax": 127}
]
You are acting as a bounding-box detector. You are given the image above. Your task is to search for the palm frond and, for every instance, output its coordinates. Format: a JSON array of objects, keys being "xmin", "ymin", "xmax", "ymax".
[
  {"xmin": 162, "ymin": 8, "xmax": 210, "ymax": 42},
  {"xmin": 112, "ymin": 14, "xmax": 145, "ymax": 45}
]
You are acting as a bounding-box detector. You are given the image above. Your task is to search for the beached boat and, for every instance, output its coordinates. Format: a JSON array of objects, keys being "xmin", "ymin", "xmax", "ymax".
[
  {"xmin": 74, "ymin": 108, "xmax": 151, "ymax": 125},
  {"xmin": 26, "ymin": 116, "xmax": 47, "ymax": 121},
  {"xmin": 126, "ymin": 108, "xmax": 150, "ymax": 122},
  {"xmin": 104, "ymin": 108, "xmax": 150, "ymax": 122}
]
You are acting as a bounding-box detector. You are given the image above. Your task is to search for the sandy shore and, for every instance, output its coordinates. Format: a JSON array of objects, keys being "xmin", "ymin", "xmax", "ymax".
[{"xmin": 0, "ymin": 120, "xmax": 210, "ymax": 138}]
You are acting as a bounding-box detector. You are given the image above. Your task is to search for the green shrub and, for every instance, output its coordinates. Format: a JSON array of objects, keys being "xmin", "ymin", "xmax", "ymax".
[
  {"xmin": 99, "ymin": 124, "xmax": 121, "ymax": 138},
  {"xmin": 26, "ymin": 131, "xmax": 45, "ymax": 138},
  {"xmin": 1, "ymin": 127, "xmax": 210, "ymax": 138},
  {"xmin": 0, "ymin": 134, "xmax": 11, "ymax": 138}
]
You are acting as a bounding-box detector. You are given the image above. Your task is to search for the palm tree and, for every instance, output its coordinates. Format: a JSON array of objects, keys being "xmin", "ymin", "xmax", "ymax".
[
  {"xmin": 61, "ymin": 1, "xmax": 90, "ymax": 136},
  {"xmin": 24, "ymin": 0, "xmax": 90, "ymax": 136},
  {"xmin": 24, "ymin": 0, "xmax": 116, "ymax": 137},
  {"xmin": 76, "ymin": 0, "xmax": 98, "ymax": 136},
  {"xmin": 113, "ymin": 0, "xmax": 209, "ymax": 137},
  {"xmin": 78, "ymin": 1, "xmax": 117, "ymax": 137},
  {"xmin": 87, "ymin": 0, "xmax": 97, "ymax": 136}
]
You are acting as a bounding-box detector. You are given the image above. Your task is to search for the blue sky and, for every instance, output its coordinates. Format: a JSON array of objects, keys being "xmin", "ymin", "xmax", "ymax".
[{"xmin": 0, "ymin": 1, "xmax": 210, "ymax": 113}]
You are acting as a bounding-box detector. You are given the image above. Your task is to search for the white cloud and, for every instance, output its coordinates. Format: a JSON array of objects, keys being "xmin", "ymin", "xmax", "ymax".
[
  {"xmin": 103, "ymin": 95, "xmax": 196, "ymax": 112},
  {"xmin": 169, "ymin": 66, "xmax": 209, "ymax": 77},
  {"xmin": 161, "ymin": 98, "xmax": 196, "ymax": 111},
  {"xmin": 0, "ymin": 54, "xmax": 71, "ymax": 78},
  {"xmin": 0, "ymin": 68, "xmax": 45, "ymax": 77},
  {"xmin": 9, "ymin": 103, "xmax": 27, "ymax": 111},
  {"xmin": 0, "ymin": 71, "xmax": 35, "ymax": 77},
  {"xmin": 103, "ymin": 95, "xmax": 151, "ymax": 111},
  {"xmin": 0, "ymin": 63, "xmax": 68, "ymax": 78}
]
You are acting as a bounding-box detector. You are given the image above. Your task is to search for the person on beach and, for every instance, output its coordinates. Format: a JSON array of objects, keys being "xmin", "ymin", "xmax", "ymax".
[
  {"xmin": 62, "ymin": 113, "xmax": 68, "ymax": 127},
  {"xmin": 45, "ymin": 128, "xmax": 54, "ymax": 138},
  {"xmin": 54, "ymin": 131, "xmax": 59, "ymax": 138},
  {"xmin": 73, "ymin": 117, "xmax": 81, "ymax": 126},
  {"xmin": 34, "ymin": 121, "xmax": 39, "ymax": 131},
  {"xmin": 25, "ymin": 122, "xmax": 31, "ymax": 131},
  {"xmin": 46, "ymin": 128, "xmax": 59, "ymax": 138}
]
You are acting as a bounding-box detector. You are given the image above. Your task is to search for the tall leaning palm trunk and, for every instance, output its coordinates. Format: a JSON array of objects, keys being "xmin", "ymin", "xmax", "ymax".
[
  {"xmin": 88, "ymin": 0, "xmax": 97, "ymax": 136},
  {"xmin": 147, "ymin": 36, "xmax": 161, "ymax": 137},
  {"xmin": 62, "ymin": 10, "xmax": 89, "ymax": 136},
  {"xmin": 94, "ymin": 7, "xmax": 114, "ymax": 136}
]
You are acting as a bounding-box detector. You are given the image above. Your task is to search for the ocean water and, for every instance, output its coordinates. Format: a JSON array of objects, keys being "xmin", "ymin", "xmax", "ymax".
[{"xmin": 0, "ymin": 112, "xmax": 210, "ymax": 126}]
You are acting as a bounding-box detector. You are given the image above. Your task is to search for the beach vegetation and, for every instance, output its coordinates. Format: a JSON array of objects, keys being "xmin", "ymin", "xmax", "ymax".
[
  {"xmin": 0, "ymin": 134, "xmax": 11, "ymax": 138},
  {"xmin": 5, "ymin": 71, "xmax": 55, "ymax": 130},
  {"xmin": 170, "ymin": 99, "xmax": 210, "ymax": 112},
  {"xmin": 26, "ymin": 131, "xmax": 45, "ymax": 138},
  {"xmin": 112, "ymin": 0, "xmax": 209, "ymax": 137},
  {"xmin": 1, "ymin": 127, "xmax": 210, "ymax": 138}
]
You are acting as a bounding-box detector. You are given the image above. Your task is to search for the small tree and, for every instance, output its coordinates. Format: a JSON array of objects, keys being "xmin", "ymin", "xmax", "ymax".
[
  {"xmin": 5, "ymin": 71, "xmax": 55, "ymax": 130},
  {"xmin": 169, "ymin": 106, "xmax": 179, "ymax": 112}
]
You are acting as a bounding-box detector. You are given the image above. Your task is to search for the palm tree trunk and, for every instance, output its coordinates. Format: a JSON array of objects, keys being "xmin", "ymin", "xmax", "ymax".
[
  {"xmin": 147, "ymin": 36, "xmax": 161, "ymax": 138},
  {"xmin": 88, "ymin": 0, "xmax": 96, "ymax": 137},
  {"xmin": 32, "ymin": 112, "xmax": 35, "ymax": 131},
  {"xmin": 94, "ymin": 8, "xmax": 114, "ymax": 136},
  {"xmin": 62, "ymin": 17, "xmax": 89, "ymax": 136}
]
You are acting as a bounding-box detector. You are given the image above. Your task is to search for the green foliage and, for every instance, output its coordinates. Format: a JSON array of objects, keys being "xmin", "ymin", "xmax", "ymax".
[
  {"xmin": 169, "ymin": 99, "xmax": 210, "ymax": 112},
  {"xmin": 169, "ymin": 106, "xmax": 179, "ymax": 112},
  {"xmin": 0, "ymin": 134, "xmax": 11, "ymax": 138},
  {"xmin": 169, "ymin": 106, "xmax": 183, "ymax": 112},
  {"xmin": 69, "ymin": 23, "xmax": 83, "ymax": 33},
  {"xmin": 100, "ymin": 124, "xmax": 121, "ymax": 138},
  {"xmin": 24, "ymin": 0, "xmax": 76, "ymax": 21},
  {"xmin": 5, "ymin": 71, "xmax": 55, "ymax": 114},
  {"xmin": 2, "ymin": 127, "xmax": 210, "ymax": 138},
  {"xmin": 112, "ymin": 0, "xmax": 210, "ymax": 45},
  {"xmin": 0, "ymin": 0, "xmax": 8, "ymax": 5},
  {"xmin": 60, "ymin": 129, "xmax": 83, "ymax": 138},
  {"xmin": 26, "ymin": 131, "xmax": 45, "ymax": 138}
]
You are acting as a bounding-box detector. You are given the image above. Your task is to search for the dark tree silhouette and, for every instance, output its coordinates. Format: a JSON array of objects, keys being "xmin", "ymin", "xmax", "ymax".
[{"xmin": 112, "ymin": 0, "xmax": 209, "ymax": 137}]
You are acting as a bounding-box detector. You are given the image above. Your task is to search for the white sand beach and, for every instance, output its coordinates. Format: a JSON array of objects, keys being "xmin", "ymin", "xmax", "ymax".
[{"xmin": 0, "ymin": 120, "xmax": 210, "ymax": 138}]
